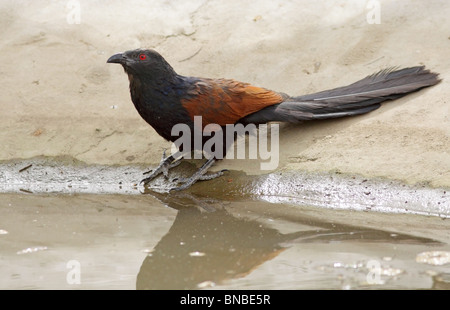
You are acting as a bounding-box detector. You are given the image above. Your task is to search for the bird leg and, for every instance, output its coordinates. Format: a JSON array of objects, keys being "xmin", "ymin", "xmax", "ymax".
[
  {"xmin": 170, "ymin": 157, "xmax": 226, "ymax": 191},
  {"xmin": 140, "ymin": 150, "xmax": 182, "ymax": 185}
]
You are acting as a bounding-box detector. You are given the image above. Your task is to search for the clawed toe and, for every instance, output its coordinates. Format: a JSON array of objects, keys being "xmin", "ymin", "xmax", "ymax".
[
  {"xmin": 140, "ymin": 150, "xmax": 182, "ymax": 187},
  {"xmin": 140, "ymin": 153, "xmax": 224, "ymax": 191},
  {"xmin": 139, "ymin": 176, "xmax": 152, "ymax": 186},
  {"xmin": 168, "ymin": 158, "xmax": 225, "ymax": 191}
]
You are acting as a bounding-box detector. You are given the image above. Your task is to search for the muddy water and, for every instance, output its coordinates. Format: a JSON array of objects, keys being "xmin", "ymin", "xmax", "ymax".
[{"xmin": 0, "ymin": 158, "xmax": 449, "ymax": 290}]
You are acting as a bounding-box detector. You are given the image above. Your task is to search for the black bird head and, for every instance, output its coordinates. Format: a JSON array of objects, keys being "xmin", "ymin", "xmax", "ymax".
[{"xmin": 107, "ymin": 49, "xmax": 176, "ymax": 80}]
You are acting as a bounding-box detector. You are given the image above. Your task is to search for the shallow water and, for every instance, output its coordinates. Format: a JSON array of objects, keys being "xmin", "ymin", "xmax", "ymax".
[
  {"xmin": 1, "ymin": 191, "xmax": 449, "ymax": 290},
  {"xmin": 0, "ymin": 158, "xmax": 449, "ymax": 290}
]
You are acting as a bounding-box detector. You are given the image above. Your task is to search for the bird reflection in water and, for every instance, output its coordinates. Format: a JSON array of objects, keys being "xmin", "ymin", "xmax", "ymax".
[{"xmin": 136, "ymin": 190, "xmax": 439, "ymax": 290}]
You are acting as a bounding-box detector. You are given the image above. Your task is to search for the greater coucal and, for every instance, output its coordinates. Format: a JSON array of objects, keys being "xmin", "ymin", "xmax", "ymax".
[{"xmin": 107, "ymin": 49, "xmax": 440, "ymax": 191}]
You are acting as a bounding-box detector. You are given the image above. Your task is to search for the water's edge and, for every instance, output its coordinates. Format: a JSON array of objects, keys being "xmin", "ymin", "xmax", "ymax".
[{"xmin": 1, "ymin": 156, "xmax": 449, "ymax": 218}]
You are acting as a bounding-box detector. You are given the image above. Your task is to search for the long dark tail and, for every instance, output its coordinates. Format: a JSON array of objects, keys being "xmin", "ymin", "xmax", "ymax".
[{"xmin": 241, "ymin": 66, "xmax": 440, "ymax": 124}]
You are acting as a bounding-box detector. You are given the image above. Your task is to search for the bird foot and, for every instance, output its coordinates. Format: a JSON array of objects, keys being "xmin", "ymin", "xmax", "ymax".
[
  {"xmin": 169, "ymin": 158, "xmax": 223, "ymax": 191},
  {"xmin": 140, "ymin": 150, "xmax": 180, "ymax": 186}
]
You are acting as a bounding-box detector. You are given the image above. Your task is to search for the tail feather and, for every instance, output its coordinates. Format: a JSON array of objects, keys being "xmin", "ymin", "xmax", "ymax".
[
  {"xmin": 294, "ymin": 66, "xmax": 439, "ymax": 104},
  {"xmin": 241, "ymin": 66, "xmax": 440, "ymax": 124}
]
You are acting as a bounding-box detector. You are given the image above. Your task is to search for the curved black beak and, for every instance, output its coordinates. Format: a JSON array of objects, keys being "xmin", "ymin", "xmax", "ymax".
[{"xmin": 107, "ymin": 53, "xmax": 125, "ymax": 64}]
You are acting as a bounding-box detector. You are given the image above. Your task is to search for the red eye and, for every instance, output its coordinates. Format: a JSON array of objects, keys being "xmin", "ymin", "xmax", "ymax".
[{"xmin": 139, "ymin": 54, "xmax": 147, "ymax": 60}]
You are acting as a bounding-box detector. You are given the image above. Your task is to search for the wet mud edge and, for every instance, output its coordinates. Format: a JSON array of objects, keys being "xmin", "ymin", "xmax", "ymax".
[{"xmin": 0, "ymin": 156, "xmax": 448, "ymax": 218}]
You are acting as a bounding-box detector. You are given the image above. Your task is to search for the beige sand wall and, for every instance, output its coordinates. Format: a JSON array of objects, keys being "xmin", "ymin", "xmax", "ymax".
[{"xmin": 0, "ymin": 0, "xmax": 449, "ymax": 187}]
